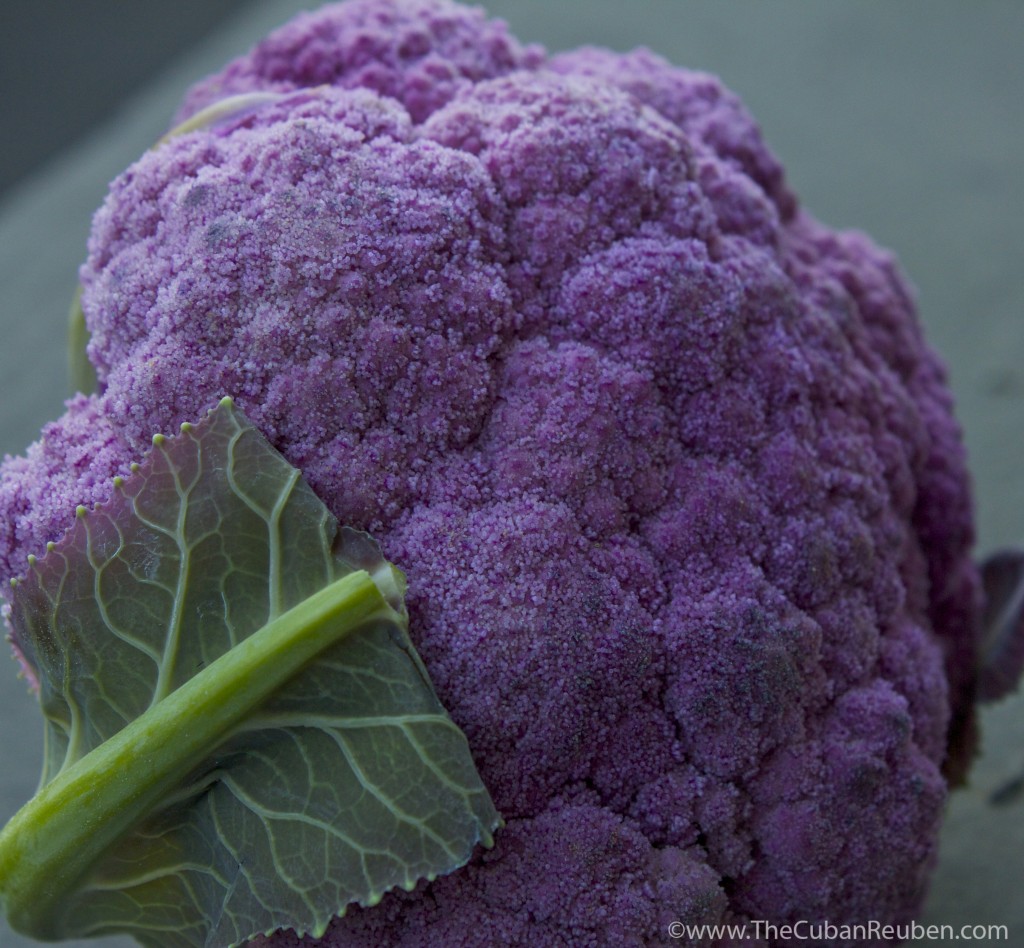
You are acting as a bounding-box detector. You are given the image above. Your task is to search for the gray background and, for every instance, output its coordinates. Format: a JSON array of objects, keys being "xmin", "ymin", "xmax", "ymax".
[
  {"xmin": 1, "ymin": 2, "xmax": 1021, "ymax": 945},
  {"xmin": 0, "ymin": 0, "xmax": 253, "ymax": 202}
]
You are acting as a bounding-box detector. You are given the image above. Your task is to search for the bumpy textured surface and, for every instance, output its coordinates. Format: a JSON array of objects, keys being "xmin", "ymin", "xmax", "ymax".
[{"xmin": 0, "ymin": 1, "xmax": 981, "ymax": 945}]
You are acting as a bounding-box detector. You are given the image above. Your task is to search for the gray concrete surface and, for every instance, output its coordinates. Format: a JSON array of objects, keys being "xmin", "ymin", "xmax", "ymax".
[
  {"xmin": 0, "ymin": 2, "xmax": 1021, "ymax": 945},
  {"xmin": 0, "ymin": 0, "xmax": 255, "ymax": 201}
]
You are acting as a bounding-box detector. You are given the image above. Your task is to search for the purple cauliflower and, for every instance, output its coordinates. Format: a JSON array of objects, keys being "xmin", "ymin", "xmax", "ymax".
[{"xmin": 0, "ymin": 0, "xmax": 998, "ymax": 944}]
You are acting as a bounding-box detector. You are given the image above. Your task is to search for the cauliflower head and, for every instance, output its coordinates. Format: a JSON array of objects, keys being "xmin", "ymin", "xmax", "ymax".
[{"xmin": 0, "ymin": 0, "xmax": 982, "ymax": 944}]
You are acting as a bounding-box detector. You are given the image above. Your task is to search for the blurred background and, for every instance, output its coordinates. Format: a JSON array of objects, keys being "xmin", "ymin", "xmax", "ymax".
[
  {"xmin": 1, "ymin": 2, "xmax": 1022, "ymax": 945},
  {"xmin": 0, "ymin": 1, "xmax": 253, "ymax": 203}
]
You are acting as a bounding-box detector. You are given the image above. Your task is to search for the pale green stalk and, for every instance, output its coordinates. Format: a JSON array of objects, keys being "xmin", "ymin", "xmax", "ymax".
[{"xmin": 0, "ymin": 570, "xmax": 390, "ymax": 940}]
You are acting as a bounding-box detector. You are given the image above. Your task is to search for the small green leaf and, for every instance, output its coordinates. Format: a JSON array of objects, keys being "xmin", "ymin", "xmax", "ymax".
[
  {"xmin": 155, "ymin": 91, "xmax": 291, "ymax": 147},
  {"xmin": 67, "ymin": 285, "xmax": 98, "ymax": 396},
  {"xmin": 0, "ymin": 398, "xmax": 499, "ymax": 947}
]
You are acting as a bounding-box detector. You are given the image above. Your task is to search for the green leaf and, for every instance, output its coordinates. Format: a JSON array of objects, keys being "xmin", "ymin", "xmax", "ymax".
[
  {"xmin": 156, "ymin": 91, "xmax": 291, "ymax": 148},
  {"xmin": 67, "ymin": 285, "xmax": 98, "ymax": 397},
  {"xmin": 0, "ymin": 398, "xmax": 499, "ymax": 947}
]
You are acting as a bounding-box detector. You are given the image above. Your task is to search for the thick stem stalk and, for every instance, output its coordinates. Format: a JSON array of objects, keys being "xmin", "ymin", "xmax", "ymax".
[{"xmin": 0, "ymin": 569, "xmax": 388, "ymax": 940}]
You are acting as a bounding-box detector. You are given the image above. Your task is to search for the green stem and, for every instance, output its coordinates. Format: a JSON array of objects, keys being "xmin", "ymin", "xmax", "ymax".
[{"xmin": 0, "ymin": 569, "xmax": 389, "ymax": 941}]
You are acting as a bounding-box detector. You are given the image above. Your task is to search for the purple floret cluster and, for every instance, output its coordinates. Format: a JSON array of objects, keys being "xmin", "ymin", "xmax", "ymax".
[{"xmin": 0, "ymin": 1, "xmax": 984, "ymax": 944}]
